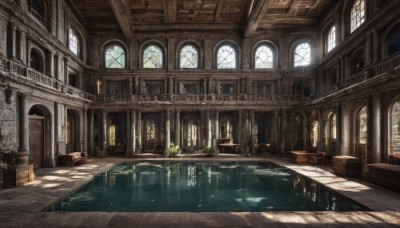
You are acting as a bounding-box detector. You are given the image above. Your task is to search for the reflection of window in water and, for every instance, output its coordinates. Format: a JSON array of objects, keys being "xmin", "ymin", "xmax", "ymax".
[{"xmin": 187, "ymin": 165, "xmax": 196, "ymax": 186}]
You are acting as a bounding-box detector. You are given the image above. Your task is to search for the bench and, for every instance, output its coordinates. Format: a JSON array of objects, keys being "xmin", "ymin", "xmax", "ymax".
[
  {"xmin": 59, "ymin": 152, "xmax": 87, "ymax": 166},
  {"xmin": 332, "ymin": 156, "xmax": 362, "ymax": 177},
  {"xmin": 367, "ymin": 163, "xmax": 400, "ymax": 192},
  {"xmin": 389, "ymin": 154, "xmax": 400, "ymax": 165},
  {"xmin": 288, "ymin": 151, "xmax": 311, "ymax": 164}
]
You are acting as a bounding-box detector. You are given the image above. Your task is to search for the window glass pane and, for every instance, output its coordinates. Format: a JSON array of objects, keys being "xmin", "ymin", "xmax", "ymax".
[
  {"xmin": 327, "ymin": 26, "xmax": 336, "ymax": 52},
  {"xmin": 145, "ymin": 119, "xmax": 157, "ymax": 140},
  {"xmin": 391, "ymin": 102, "xmax": 400, "ymax": 153},
  {"xmin": 350, "ymin": 0, "xmax": 365, "ymax": 33},
  {"xmin": 312, "ymin": 121, "xmax": 319, "ymax": 147},
  {"xmin": 143, "ymin": 45, "xmax": 163, "ymax": 68},
  {"xmin": 294, "ymin": 42, "xmax": 311, "ymax": 67},
  {"xmin": 255, "ymin": 45, "xmax": 274, "ymax": 69},
  {"xmin": 180, "ymin": 45, "xmax": 198, "ymax": 68},
  {"xmin": 217, "ymin": 45, "xmax": 236, "ymax": 69},
  {"xmin": 109, "ymin": 125, "xmax": 116, "ymax": 146},
  {"xmin": 69, "ymin": 28, "xmax": 78, "ymax": 55},
  {"xmin": 359, "ymin": 107, "xmax": 367, "ymax": 144},
  {"xmin": 105, "ymin": 45, "xmax": 125, "ymax": 68}
]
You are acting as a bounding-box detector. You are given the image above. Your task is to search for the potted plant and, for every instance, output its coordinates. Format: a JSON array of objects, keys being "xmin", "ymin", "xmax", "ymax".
[
  {"xmin": 202, "ymin": 146, "xmax": 216, "ymax": 157},
  {"xmin": 164, "ymin": 144, "xmax": 181, "ymax": 157}
]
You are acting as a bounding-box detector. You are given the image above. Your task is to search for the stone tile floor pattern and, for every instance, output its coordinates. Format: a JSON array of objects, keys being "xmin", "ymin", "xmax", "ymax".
[{"xmin": 0, "ymin": 155, "xmax": 399, "ymax": 227}]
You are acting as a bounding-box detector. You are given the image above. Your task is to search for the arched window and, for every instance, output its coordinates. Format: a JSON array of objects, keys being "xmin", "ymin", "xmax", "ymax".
[
  {"xmin": 30, "ymin": 0, "xmax": 46, "ymax": 25},
  {"xmin": 143, "ymin": 44, "xmax": 163, "ymax": 68},
  {"xmin": 217, "ymin": 45, "xmax": 236, "ymax": 69},
  {"xmin": 390, "ymin": 101, "xmax": 400, "ymax": 154},
  {"xmin": 179, "ymin": 44, "xmax": 198, "ymax": 68},
  {"xmin": 327, "ymin": 26, "xmax": 336, "ymax": 53},
  {"xmin": 294, "ymin": 42, "xmax": 311, "ymax": 67},
  {"xmin": 350, "ymin": 0, "xmax": 365, "ymax": 33},
  {"xmin": 105, "ymin": 44, "xmax": 126, "ymax": 68},
  {"xmin": 386, "ymin": 24, "xmax": 400, "ymax": 57},
  {"xmin": 69, "ymin": 28, "xmax": 78, "ymax": 55},
  {"xmin": 255, "ymin": 45, "xmax": 274, "ymax": 69},
  {"xmin": 357, "ymin": 106, "xmax": 367, "ymax": 144},
  {"xmin": 312, "ymin": 121, "xmax": 319, "ymax": 148}
]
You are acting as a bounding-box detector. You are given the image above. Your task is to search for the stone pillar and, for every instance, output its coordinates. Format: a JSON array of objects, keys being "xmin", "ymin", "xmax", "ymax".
[
  {"xmin": 165, "ymin": 110, "xmax": 171, "ymax": 149},
  {"xmin": 130, "ymin": 110, "xmax": 136, "ymax": 155},
  {"xmin": 204, "ymin": 37, "xmax": 212, "ymax": 69},
  {"xmin": 206, "ymin": 110, "xmax": 212, "ymax": 147},
  {"xmin": 250, "ymin": 110, "xmax": 255, "ymax": 154},
  {"xmin": 214, "ymin": 110, "xmax": 219, "ymax": 145},
  {"xmin": 341, "ymin": 104, "xmax": 352, "ymax": 156},
  {"xmin": 19, "ymin": 30, "xmax": 26, "ymax": 63},
  {"xmin": 54, "ymin": 102, "xmax": 66, "ymax": 156},
  {"xmin": 83, "ymin": 109, "xmax": 88, "ymax": 153},
  {"xmin": 335, "ymin": 105, "xmax": 342, "ymax": 156},
  {"xmin": 244, "ymin": 110, "xmax": 250, "ymax": 154},
  {"xmin": 238, "ymin": 109, "xmax": 243, "ymax": 152},
  {"xmin": 48, "ymin": 51, "xmax": 55, "ymax": 77},
  {"xmin": 126, "ymin": 110, "xmax": 130, "ymax": 157},
  {"xmin": 63, "ymin": 56, "xmax": 69, "ymax": 83},
  {"xmin": 102, "ymin": 110, "xmax": 107, "ymax": 151},
  {"xmin": 175, "ymin": 109, "xmax": 180, "ymax": 148},
  {"xmin": 136, "ymin": 110, "xmax": 142, "ymax": 152},
  {"xmin": 371, "ymin": 94, "xmax": 382, "ymax": 163},
  {"xmin": 89, "ymin": 109, "xmax": 94, "ymax": 155},
  {"xmin": 208, "ymin": 76, "xmax": 213, "ymax": 94},
  {"xmin": 18, "ymin": 93, "xmax": 29, "ymax": 154},
  {"xmin": 134, "ymin": 76, "xmax": 139, "ymax": 94},
  {"xmin": 128, "ymin": 78, "xmax": 133, "ymax": 94},
  {"xmin": 169, "ymin": 76, "xmax": 174, "ymax": 95},
  {"xmin": 10, "ymin": 24, "xmax": 17, "ymax": 59},
  {"xmin": 273, "ymin": 110, "xmax": 279, "ymax": 147},
  {"xmin": 372, "ymin": 29, "xmax": 379, "ymax": 63}
]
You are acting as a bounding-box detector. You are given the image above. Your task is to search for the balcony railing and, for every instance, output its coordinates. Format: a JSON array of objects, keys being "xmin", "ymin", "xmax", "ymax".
[
  {"xmin": 309, "ymin": 54, "xmax": 400, "ymax": 101},
  {"xmin": 93, "ymin": 94, "xmax": 304, "ymax": 104}
]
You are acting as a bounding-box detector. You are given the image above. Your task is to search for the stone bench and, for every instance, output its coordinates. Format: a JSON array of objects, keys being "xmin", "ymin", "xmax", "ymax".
[
  {"xmin": 288, "ymin": 151, "xmax": 311, "ymax": 164},
  {"xmin": 59, "ymin": 152, "xmax": 87, "ymax": 166},
  {"xmin": 367, "ymin": 163, "xmax": 400, "ymax": 192},
  {"xmin": 332, "ymin": 156, "xmax": 362, "ymax": 177}
]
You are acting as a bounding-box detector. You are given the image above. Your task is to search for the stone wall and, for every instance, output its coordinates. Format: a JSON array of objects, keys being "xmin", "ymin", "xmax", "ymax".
[{"xmin": 0, "ymin": 88, "xmax": 17, "ymax": 151}]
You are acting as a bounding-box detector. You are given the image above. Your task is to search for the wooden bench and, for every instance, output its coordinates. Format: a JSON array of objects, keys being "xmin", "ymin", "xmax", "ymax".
[
  {"xmin": 367, "ymin": 163, "xmax": 400, "ymax": 192},
  {"xmin": 59, "ymin": 152, "xmax": 87, "ymax": 166}
]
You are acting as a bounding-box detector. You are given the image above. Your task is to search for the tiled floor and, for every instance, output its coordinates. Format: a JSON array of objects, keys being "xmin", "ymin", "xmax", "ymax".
[{"xmin": 0, "ymin": 155, "xmax": 399, "ymax": 227}]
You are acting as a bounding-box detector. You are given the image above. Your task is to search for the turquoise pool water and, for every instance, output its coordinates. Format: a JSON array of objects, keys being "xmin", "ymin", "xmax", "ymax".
[{"xmin": 47, "ymin": 162, "xmax": 367, "ymax": 212}]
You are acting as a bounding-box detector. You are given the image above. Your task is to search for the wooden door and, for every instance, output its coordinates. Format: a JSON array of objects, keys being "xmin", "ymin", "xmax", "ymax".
[{"xmin": 29, "ymin": 118, "xmax": 44, "ymax": 168}]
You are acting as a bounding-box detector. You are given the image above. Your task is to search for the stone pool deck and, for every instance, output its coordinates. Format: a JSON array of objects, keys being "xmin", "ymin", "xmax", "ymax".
[{"xmin": 0, "ymin": 155, "xmax": 399, "ymax": 227}]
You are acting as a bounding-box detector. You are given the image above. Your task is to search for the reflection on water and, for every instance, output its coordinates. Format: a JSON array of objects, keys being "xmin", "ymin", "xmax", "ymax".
[{"xmin": 47, "ymin": 162, "xmax": 367, "ymax": 212}]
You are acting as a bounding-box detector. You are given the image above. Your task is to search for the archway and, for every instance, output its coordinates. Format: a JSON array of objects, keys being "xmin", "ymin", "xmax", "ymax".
[{"xmin": 28, "ymin": 104, "xmax": 51, "ymax": 168}]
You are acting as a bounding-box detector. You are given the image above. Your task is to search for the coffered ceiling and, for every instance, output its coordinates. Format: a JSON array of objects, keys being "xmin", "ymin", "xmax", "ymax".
[{"xmin": 70, "ymin": 0, "xmax": 333, "ymax": 38}]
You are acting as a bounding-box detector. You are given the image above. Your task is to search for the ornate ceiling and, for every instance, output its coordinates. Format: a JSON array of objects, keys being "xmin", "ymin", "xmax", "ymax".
[{"xmin": 71, "ymin": 0, "xmax": 333, "ymax": 38}]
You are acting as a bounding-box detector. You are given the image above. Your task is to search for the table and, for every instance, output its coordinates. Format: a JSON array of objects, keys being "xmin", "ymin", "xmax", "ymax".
[
  {"xmin": 218, "ymin": 143, "xmax": 239, "ymax": 153},
  {"xmin": 288, "ymin": 151, "xmax": 311, "ymax": 164}
]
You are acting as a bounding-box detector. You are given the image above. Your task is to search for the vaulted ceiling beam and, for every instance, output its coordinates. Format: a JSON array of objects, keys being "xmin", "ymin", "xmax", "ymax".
[
  {"xmin": 164, "ymin": 0, "xmax": 177, "ymax": 23},
  {"xmin": 243, "ymin": 0, "xmax": 271, "ymax": 39},
  {"xmin": 110, "ymin": 0, "xmax": 134, "ymax": 39},
  {"xmin": 214, "ymin": 0, "xmax": 224, "ymax": 21}
]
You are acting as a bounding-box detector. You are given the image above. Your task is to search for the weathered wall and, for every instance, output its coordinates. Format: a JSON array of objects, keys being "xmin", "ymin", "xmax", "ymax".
[{"xmin": 0, "ymin": 88, "xmax": 17, "ymax": 151}]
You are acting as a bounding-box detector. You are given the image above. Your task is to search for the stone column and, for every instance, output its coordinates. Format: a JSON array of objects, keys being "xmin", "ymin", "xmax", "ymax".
[
  {"xmin": 89, "ymin": 109, "xmax": 94, "ymax": 155},
  {"xmin": 244, "ymin": 110, "xmax": 250, "ymax": 154},
  {"xmin": 83, "ymin": 109, "xmax": 88, "ymax": 153},
  {"xmin": 136, "ymin": 110, "xmax": 142, "ymax": 152},
  {"xmin": 134, "ymin": 76, "xmax": 139, "ymax": 94},
  {"xmin": 10, "ymin": 24, "xmax": 17, "ymax": 59},
  {"xmin": 128, "ymin": 78, "xmax": 133, "ymax": 94},
  {"xmin": 18, "ymin": 93, "xmax": 29, "ymax": 154},
  {"xmin": 18, "ymin": 30, "xmax": 26, "ymax": 63},
  {"xmin": 372, "ymin": 29, "xmax": 379, "ymax": 63},
  {"xmin": 165, "ymin": 109, "xmax": 171, "ymax": 149},
  {"xmin": 335, "ymin": 105, "xmax": 342, "ymax": 155},
  {"xmin": 214, "ymin": 110, "xmax": 219, "ymax": 145},
  {"xmin": 272, "ymin": 110, "xmax": 279, "ymax": 147},
  {"xmin": 48, "ymin": 51, "xmax": 55, "ymax": 77},
  {"xmin": 250, "ymin": 110, "xmax": 255, "ymax": 154},
  {"xmin": 169, "ymin": 76, "xmax": 174, "ymax": 95},
  {"xmin": 102, "ymin": 110, "xmax": 108, "ymax": 151},
  {"xmin": 130, "ymin": 110, "xmax": 136, "ymax": 155},
  {"xmin": 126, "ymin": 110, "xmax": 130, "ymax": 157},
  {"xmin": 341, "ymin": 104, "xmax": 352, "ymax": 156},
  {"xmin": 175, "ymin": 109, "xmax": 180, "ymax": 148},
  {"xmin": 63, "ymin": 56, "xmax": 69, "ymax": 83},
  {"xmin": 206, "ymin": 110, "xmax": 212, "ymax": 147},
  {"xmin": 371, "ymin": 94, "xmax": 382, "ymax": 163},
  {"xmin": 238, "ymin": 109, "xmax": 243, "ymax": 152}
]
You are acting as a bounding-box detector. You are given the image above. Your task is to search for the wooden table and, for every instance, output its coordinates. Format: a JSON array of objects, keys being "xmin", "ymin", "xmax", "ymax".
[
  {"xmin": 219, "ymin": 143, "xmax": 239, "ymax": 153},
  {"xmin": 288, "ymin": 151, "xmax": 311, "ymax": 164}
]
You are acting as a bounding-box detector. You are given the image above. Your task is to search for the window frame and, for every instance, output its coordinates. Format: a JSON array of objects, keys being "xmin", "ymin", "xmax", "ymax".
[
  {"xmin": 104, "ymin": 43, "xmax": 127, "ymax": 69},
  {"xmin": 142, "ymin": 44, "xmax": 164, "ymax": 69},
  {"xmin": 254, "ymin": 43, "xmax": 276, "ymax": 69},
  {"xmin": 29, "ymin": 0, "xmax": 46, "ymax": 26},
  {"xmin": 216, "ymin": 42, "xmax": 239, "ymax": 69},
  {"xmin": 68, "ymin": 27, "xmax": 79, "ymax": 56},
  {"xmin": 292, "ymin": 40, "xmax": 313, "ymax": 68},
  {"xmin": 350, "ymin": 0, "xmax": 366, "ymax": 33},
  {"xmin": 179, "ymin": 43, "xmax": 199, "ymax": 69},
  {"xmin": 326, "ymin": 25, "xmax": 336, "ymax": 53}
]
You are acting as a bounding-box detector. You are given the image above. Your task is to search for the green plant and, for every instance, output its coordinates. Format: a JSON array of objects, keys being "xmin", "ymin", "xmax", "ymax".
[
  {"xmin": 202, "ymin": 146, "xmax": 215, "ymax": 155},
  {"xmin": 164, "ymin": 144, "xmax": 181, "ymax": 156},
  {"xmin": 281, "ymin": 106, "xmax": 302, "ymax": 151}
]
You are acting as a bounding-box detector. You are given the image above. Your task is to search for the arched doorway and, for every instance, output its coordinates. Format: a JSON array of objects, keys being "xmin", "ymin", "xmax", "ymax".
[
  {"xmin": 28, "ymin": 105, "xmax": 51, "ymax": 168},
  {"xmin": 182, "ymin": 114, "xmax": 200, "ymax": 153},
  {"xmin": 66, "ymin": 109, "xmax": 81, "ymax": 153}
]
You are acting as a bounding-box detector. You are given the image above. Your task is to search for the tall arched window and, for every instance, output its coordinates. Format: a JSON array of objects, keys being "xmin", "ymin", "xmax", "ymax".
[
  {"xmin": 255, "ymin": 45, "xmax": 274, "ymax": 69},
  {"xmin": 390, "ymin": 101, "xmax": 400, "ymax": 154},
  {"xmin": 357, "ymin": 106, "xmax": 367, "ymax": 144},
  {"xmin": 294, "ymin": 42, "xmax": 311, "ymax": 67},
  {"xmin": 30, "ymin": 0, "xmax": 46, "ymax": 25},
  {"xmin": 179, "ymin": 44, "xmax": 198, "ymax": 69},
  {"xmin": 143, "ymin": 45, "xmax": 163, "ymax": 68},
  {"xmin": 105, "ymin": 44, "xmax": 126, "ymax": 68},
  {"xmin": 69, "ymin": 28, "xmax": 78, "ymax": 55},
  {"xmin": 327, "ymin": 26, "xmax": 336, "ymax": 53},
  {"xmin": 217, "ymin": 45, "xmax": 236, "ymax": 69},
  {"xmin": 350, "ymin": 0, "xmax": 365, "ymax": 33}
]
